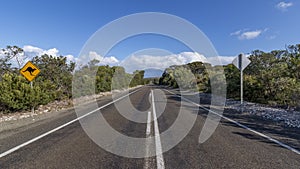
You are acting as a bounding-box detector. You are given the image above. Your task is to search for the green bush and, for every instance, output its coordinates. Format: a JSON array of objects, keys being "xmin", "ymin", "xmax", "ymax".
[{"xmin": 0, "ymin": 73, "xmax": 55, "ymax": 112}]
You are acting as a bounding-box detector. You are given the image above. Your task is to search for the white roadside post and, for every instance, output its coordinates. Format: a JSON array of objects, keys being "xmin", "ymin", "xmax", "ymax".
[{"xmin": 232, "ymin": 53, "xmax": 251, "ymax": 105}]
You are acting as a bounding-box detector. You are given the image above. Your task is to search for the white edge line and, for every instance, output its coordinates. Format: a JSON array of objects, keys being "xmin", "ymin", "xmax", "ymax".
[
  {"xmin": 151, "ymin": 90, "xmax": 165, "ymax": 169},
  {"xmin": 0, "ymin": 87, "xmax": 142, "ymax": 158},
  {"xmin": 163, "ymin": 89, "xmax": 300, "ymax": 155}
]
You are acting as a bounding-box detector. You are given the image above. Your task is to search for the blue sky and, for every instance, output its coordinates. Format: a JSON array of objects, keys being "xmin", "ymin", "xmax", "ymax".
[{"xmin": 0, "ymin": 0, "xmax": 299, "ymax": 66}]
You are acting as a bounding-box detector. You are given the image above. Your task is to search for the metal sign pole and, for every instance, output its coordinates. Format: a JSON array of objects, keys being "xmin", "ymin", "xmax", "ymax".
[
  {"xmin": 232, "ymin": 53, "xmax": 251, "ymax": 106},
  {"xmin": 240, "ymin": 66, "xmax": 243, "ymax": 105},
  {"xmin": 30, "ymin": 81, "xmax": 34, "ymax": 114},
  {"xmin": 238, "ymin": 54, "xmax": 243, "ymax": 105}
]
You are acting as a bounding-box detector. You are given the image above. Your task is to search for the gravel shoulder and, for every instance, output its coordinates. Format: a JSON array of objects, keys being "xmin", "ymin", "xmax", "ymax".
[
  {"xmin": 166, "ymin": 88, "xmax": 300, "ymax": 150},
  {"xmin": 197, "ymin": 92, "xmax": 300, "ymax": 150}
]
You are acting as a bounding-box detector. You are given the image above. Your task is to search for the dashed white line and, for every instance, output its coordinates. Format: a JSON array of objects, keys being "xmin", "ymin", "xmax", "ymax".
[
  {"xmin": 144, "ymin": 111, "xmax": 152, "ymax": 169},
  {"xmin": 151, "ymin": 90, "xmax": 165, "ymax": 169},
  {"xmin": 146, "ymin": 111, "xmax": 152, "ymax": 137},
  {"xmin": 0, "ymin": 87, "xmax": 142, "ymax": 158},
  {"xmin": 164, "ymin": 89, "xmax": 300, "ymax": 155}
]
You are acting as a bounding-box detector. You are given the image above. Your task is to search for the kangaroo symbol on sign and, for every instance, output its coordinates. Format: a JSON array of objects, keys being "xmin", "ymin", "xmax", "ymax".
[{"xmin": 23, "ymin": 67, "xmax": 36, "ymax": 76}]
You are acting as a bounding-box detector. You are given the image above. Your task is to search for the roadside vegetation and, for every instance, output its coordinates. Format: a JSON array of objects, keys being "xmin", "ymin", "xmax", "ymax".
[
  {"xmin": 0, "ymin": 46, "xmax": 146, "ymax": 113},
  {"xmin": 159, "ymin": 44, "xmax": 300, "ymax": 110},
  {"xmin": 1, "ymin": 44, "xmax": 299, "ymax": 113}
]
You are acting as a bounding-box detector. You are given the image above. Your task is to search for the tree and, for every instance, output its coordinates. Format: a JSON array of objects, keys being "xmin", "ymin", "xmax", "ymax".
[
  {"xmin": 223, "ymin": 64, "xmax": 240, "ymax": 99},
  {"xmin": 242, "ymin": 47, "xmax": 300, "ymax": 107},
  {"xmin": 0, "ymin": 46, "xmax": 24, "ymax": 77},
  {"xmin": 2, "ymin": 45, "xmax": 24, "ymax": 68},
  {"xmin": 111, "ymin": 66, "xmax": 130, "ymax": 90},
  {"xmin": 158, "ymin": 46, "xmax": 300, "ymax": 109},
  {"xmin": 32, "ymin": 54, "xmax": 75, "ymax": 99},
  {"xmin": 159, "ymin": 67, "xmax": 177, "ymax": 87},
  {"xmin": 0, "ymin": 73, "xmax": 56, "ymax": 112},
  {"xmin": 96, "ymin": 65, "xmax": 114, "ymax": 92},
  {"xmin": 130, "ymin": 70, "xmax": 145, "ymax": 87}
]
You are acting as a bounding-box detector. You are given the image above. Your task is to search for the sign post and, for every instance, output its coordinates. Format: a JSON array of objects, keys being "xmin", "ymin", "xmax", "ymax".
[
  {"xmin": 232, "ymin": 53, "xmax": 251, "ymax": 105},
  {"xmin": 30, "ymin": 81, "xmax": 33, "ymax": 113},
  {"xmin": 20, "ymin": 61, "xmax": 40, "ymax": 113}
]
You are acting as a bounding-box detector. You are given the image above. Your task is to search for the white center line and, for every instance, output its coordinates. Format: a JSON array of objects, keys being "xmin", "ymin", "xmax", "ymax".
[
  {"xmin": 0, "ymin": 87, "xmax": 142, "ymax": 158},
  {"xmin": 151, "ymin": 90, "xmax": 165, "ymax": 169},
  {"xmin": 164, "ymin": 89, "xmax": 300, "ymax": 155}
]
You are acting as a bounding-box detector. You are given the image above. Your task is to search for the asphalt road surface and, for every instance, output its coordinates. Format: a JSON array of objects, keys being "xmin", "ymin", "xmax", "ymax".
[{"xmin": 0, "ymin": 86, "xmax": 299, "ymax": 169}]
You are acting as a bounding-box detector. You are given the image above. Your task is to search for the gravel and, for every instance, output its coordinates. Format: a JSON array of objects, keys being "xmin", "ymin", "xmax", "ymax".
[{"xmin": 225, "ymin": 99, "xmax": 300, "ymax": 128}]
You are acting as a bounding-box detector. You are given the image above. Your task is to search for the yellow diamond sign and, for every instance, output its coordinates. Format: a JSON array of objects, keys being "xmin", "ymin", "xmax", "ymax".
[{"xmin": 20, "ymin": 61, "xmax": 40, "ymax": 82}]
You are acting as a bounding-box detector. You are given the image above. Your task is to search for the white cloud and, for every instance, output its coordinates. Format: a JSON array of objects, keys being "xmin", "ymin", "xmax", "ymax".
[
  {"xmin": 276, "ymin": 2, "xmax": 293, "ymax": 11},
  {"xmin": 230, "ymin": 30, "xmax": 242, "ymax": 36},
  {"xmin": 239, "ymin": 30, "xmax": 262, "ymax": 40},
  {"xmin": 231, "ymin": 29, "xmax": 267, "ymax": 40},
  {"xmin": 0, "ymin": 45, "xmax": 76, "ymax": 68},
  {"xmin": 120, "ymin": 52, "xmax": 234, "ymax": 73},
  {"xmin": 44, "ymin": 48, "xmax": 59, "ymax": 56},
  {"xmin": 23, "ymin": 45, "xmax": 76, "ymax": 64},
  {"xmin": 0, "ymin": 50, "xmax": 5, "ymax": 56},
  {"xmin": 207, "ymin": 56, "xmax": 236, "ymax": 65},
  {"xmin": 23, "ymin": 45, "xmax": 43, "ymax": 54},
  {"xmin": 0, "ymin": 50, "xmax": 7, "ymax": 62},
  {"xmin": 65, "ymin": 54, "xmax": 77, "ymax": 63},
  {"xmin": 23, "ymin": 45, "xmax": 59, "ymax": 58},
  {"xmin": 75, "ymin": 51, "xmax": 119, "ymax": 68},
  {"xmin": 120, "ymin": 52, "xmax": 207, "ymax": 73},
  {"xmin": 2, "ymin": 46, "xmax": 118, "ymax": 69},
  {"xmin": 88, "ymin": 51, "xmax": 119, "ymax": 65}
]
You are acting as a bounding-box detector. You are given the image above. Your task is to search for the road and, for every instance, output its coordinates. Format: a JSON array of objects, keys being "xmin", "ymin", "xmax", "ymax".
[{"xmin": 0, "ymin": 86, "xmax": 299, "ymax": 168}]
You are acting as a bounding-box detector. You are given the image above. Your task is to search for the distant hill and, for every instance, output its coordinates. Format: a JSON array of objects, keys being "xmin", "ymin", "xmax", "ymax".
[{"xmin": 143, "ymin": 68, "xmax": 164, "ymax": 78}]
